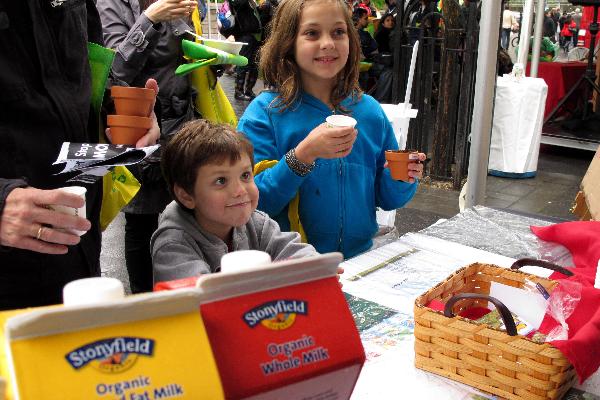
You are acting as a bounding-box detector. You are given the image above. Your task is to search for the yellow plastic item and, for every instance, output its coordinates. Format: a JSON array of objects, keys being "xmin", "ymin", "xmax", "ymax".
[
  {"xmin": 190, "ymin": 9, "xmax": 238, "ymax": 127},
  {"xmin": 254, "ymin": 160, "xmax": 306, "ymax": 242},
  {"xmin": 100, "ymin": 166, "xmax": 140, "ymax": 231}
]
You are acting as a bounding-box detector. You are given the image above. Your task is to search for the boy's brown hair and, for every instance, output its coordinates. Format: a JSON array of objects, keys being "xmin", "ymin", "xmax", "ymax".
[
  {"xmin": 259, "ymin": 0, "xmax": 362, "ymax": 111},
  {"xmin": 162, "ymin": 120, "xmax": 254, "ymax": 209}
]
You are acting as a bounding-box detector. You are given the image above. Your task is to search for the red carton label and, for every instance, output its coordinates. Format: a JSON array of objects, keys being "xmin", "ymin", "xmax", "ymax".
[{"xmin": 200, "ymin": 277, "xmax": 365, "ymax": 399}]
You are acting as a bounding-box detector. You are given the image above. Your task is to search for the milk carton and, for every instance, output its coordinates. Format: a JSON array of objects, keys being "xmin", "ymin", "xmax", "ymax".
[
  {"xmin": 195, "ymin": 252, "xmax": 366, "ymax": 399},
  {"xmin": 3, "ymin": 290, "xmax": 224, "ymax": 400}
]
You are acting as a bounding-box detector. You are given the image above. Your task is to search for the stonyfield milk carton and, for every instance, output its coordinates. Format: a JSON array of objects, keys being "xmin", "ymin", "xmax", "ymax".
[
  {"xmin": 196, "ymin": 252, "xmax": 366, "ymax": 399},
  {"xmin": 3, "ymin": 290, "xmax": 224, "ymax": 400}
]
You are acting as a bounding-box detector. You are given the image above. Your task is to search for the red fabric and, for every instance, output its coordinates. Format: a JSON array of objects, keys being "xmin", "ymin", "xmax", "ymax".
[
  {"xmin": 526, "ymin": 62, "xmax": 588, "ymax": 118},
  {"xmin": 531, "ymin": 221, "xmax": 600, "ymax": 382},
  {"xmin": 581, "ymin": 7, "xmax": 598, "ymax": 48}
]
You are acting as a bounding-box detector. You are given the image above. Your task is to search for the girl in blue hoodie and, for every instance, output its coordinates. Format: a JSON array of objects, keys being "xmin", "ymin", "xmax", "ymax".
[{"xmin": 238, "ymin": 0, "xmax": 425, "ymax": 258}]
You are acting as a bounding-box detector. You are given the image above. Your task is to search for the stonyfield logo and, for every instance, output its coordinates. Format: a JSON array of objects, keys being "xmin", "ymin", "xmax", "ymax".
[
  {"xmin": 65, "ymin": 337, "xmax": 154, "ymax": 373},
  {"xmin": 243, "ymin": 300, "xmax": 308, "ymax": 330}
]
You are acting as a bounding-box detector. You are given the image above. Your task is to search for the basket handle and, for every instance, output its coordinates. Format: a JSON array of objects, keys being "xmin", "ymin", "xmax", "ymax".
[
  {"xmin": 510, "ymin": 258, "xmax": 574, "ymax": 276},
  {"xmin": 443, "ymin": 293, "xmax": 518, "ymax": 336}
]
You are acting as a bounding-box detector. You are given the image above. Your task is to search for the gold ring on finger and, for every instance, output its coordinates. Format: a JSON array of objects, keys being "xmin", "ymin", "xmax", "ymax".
[{"xmin": 36, "ymin": 226, "xmax": 44, "ymax": 241}]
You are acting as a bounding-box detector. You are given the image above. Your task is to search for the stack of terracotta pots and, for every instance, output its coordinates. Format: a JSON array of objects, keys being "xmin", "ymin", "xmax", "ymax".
[{"xmin": 108, "ymin": 86, "xmax": 156, "ymax": 145}]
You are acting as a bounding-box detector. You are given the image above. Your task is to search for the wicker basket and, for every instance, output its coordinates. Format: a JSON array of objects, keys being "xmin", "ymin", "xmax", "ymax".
[{"xmin": 414, "ymin": 263, "xmax": 577, "ymax": 400}]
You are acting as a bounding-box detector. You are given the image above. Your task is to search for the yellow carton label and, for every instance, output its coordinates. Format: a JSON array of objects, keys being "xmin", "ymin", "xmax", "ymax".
[
  {"xmin": 8, "ymin": 311, "xmax": 223, "ymax": 400},
  {"xmin": 1, "ymin": 309, "xmax": 29, "ymax": 400}
]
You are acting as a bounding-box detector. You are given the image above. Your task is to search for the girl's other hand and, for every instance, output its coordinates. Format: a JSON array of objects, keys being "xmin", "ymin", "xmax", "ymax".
[
  {"xmin": 295, "ymin": 123, "xmax": 357, "ymax": 164},
  {"xmin": 407, "ymin": 152, "xmax": 426, "ymax": 183},
  {"xmin": 145, "ymin": 0, "xmax": 197, "ymax": 24}
]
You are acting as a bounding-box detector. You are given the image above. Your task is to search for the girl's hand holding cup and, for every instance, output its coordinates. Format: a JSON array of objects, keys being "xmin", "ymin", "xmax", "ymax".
[{"xmin": 295, "ymin": 116, "xmax": 358, "ymax": 164}]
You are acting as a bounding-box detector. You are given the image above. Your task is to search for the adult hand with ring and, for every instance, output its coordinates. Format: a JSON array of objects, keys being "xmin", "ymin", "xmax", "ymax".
[{"xmin": 0, "ymin": 187, "xmax": 91, "ymax": 255}]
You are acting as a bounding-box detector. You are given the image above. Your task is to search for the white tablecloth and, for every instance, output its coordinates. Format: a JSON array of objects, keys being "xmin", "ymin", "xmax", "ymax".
[{"xmin": 488, "ymin": 76, "xmax": 548, "ymax": 177}]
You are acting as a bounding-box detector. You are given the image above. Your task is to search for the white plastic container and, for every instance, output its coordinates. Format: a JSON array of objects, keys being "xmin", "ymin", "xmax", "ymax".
[
  {"xmin": 325, "ymin": 115, "xmax": 357, "ymax": 128},
  {"xmin": 220, "ymin": 250, "xmax": 272, "ymax": 273},
  {"xmin": 63, "ymin": 277, "xmax": 125, "ymax": 306},
  {"xmin": 48, "ymin": 186, "xmax": 87, "ymax": 236}
]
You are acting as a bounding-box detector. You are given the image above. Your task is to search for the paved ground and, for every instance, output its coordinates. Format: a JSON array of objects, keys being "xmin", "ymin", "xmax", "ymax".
[{"xmin": 100, "ymin": 73, "xmax": 596, "ymax": 291}]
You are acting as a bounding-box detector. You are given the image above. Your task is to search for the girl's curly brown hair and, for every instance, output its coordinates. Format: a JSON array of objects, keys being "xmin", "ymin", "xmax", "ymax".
[{"xmin": 259, "ymin": 0, "xmax": 362, "ymax": 111}]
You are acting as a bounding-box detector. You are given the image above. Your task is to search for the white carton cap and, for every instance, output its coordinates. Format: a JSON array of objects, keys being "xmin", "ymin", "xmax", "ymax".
[
  {"xmin": 220, "ymin": 250, "xmax": 272, "ymax": 273},
  {"xmin": 63, "ymin": 277, "xmax": 125, "ymax": 306}
]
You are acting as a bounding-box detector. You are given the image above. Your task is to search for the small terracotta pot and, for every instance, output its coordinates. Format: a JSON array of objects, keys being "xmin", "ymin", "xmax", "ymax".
[
  {"xmin": 107, "ymin": 114, "xmax": 153, "ymax": 145},
  {"xmin": 385, "ymin": 150, "xmax": 419, "ymax": 181},
  {"xmin": 111, "ymin": 86, "xmax": 155, "ymax": 117}
]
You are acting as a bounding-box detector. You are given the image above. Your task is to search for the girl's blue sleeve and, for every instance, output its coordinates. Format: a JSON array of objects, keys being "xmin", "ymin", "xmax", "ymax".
[
  {"xmin": 238, "ymin": 100, "xmax": 306, "ymax": 217},
  {"xmin": 374, "ymin": 107, "xmax": 418, "ymax": 211}
]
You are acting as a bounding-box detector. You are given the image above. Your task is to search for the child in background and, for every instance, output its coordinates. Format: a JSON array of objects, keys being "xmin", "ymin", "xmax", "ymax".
[
  {"xmin": 238, "ymin": 0, "xmax": 425, "ymax": 259},
  {"xmin": 151, "ymin": 120, "xmax": 318, "ymax": 283}
]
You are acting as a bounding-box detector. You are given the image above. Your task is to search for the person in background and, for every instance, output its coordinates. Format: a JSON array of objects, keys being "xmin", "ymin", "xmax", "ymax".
[
  {"xmin": 97, "ymin": 0, "xmax": 197, "ymax": 293},
  {"xmin": 238, "ymin": 0, "xmax": 425, "ymax": 259},
  {"xmin": 355, "ymin": 0, "xmax": 377, "ymax": 17},
  {"xmin": 572, "ymin": 8, "xmax": 582, "ymax": 48},
  {"xmin": 560, "ymin": 14, "xmax": 577, "ymax": 53},
  {"xmin": 501, "ymin": 4, "xmax": 516, "ymax": 50},
  {"xmin": 151, "ymin": 120, "xmax": 319, "ymax": 281},
  {"xmin": 375, "ymin": 12, "xmax": 395, "ymax": 54},
  {"xmin": 551, "ymin": 7, "xmax": 560, "ymax": 41},
  {"xmin": 0, "ymin": 1, "xmax": 159, "ymax": 309},
  {"xmin": 354, "ymin": 7, "xmax": 378, "ymax": 61},
  {"xmin": 543, "ymin": 9, "xmax": 557, "ymax": 43},
  {"xmin": 559, "ymin": 11, "xmax": 568, "ymax": 48},
  {"xmin": 354, "ymin": 6, "xmax": 378, "ymax": 91},
  {"xmin": 230, "ymin": 0, "xmax": 263, "ymax": 101},
  {"xmin": 371, "ymin": 11, "xmax": 395, "ymax": 102}
]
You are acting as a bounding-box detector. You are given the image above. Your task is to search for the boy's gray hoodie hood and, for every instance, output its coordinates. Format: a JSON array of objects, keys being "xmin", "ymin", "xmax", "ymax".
[{"xmin": 151, "ymin": 201, "xmax": 317, "ymax": 283}]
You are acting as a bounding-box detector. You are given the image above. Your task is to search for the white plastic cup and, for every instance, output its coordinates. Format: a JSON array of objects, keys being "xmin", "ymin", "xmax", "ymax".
[
  {"xmin": 220, "ymin": 250, "xmax": 272, "ymax": 273},
  {"xmin": 48, "ymin": 186, "xmax": 87, "ymax": 236},
  {"xmin": 325, "ymin": 115, "xmax": 357, "ymax": 128},
  {"xmin": 63, "ymin": 277, "xmax": 125, "ymax": 306}
]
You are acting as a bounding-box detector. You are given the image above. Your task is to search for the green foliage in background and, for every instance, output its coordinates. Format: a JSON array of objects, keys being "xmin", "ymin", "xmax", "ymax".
[{"xmin": 372, "ymin": 0, "xmax": 386, "ymax": 11}]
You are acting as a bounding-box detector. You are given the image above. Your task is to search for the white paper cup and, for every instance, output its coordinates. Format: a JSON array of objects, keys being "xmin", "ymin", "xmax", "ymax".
[
  {"xmin": 63, "ymin": 277, "xmax": 125, "ymax": 306},
  {"xmin": 325, "ymin": 115, "xmax": 357, "ymax": 128},
  {"xmin": 48, "ymin": 186, "xmax": 87, "ymax": 236},
  {"xmin": 220, "ymin": 250, "xmax": 272, "ymax": 273}
]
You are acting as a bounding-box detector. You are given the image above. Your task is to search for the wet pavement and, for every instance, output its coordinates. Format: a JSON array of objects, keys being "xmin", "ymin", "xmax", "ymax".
[{"xmin": 100, "ymin": 72, "xmax": 596, "ymax": 291}]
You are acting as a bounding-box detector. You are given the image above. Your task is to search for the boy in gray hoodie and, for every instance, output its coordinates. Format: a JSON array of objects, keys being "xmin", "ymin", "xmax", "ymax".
[{"xmin": 151, "ymin": 120, "xmax": 318, "ymax": 284}]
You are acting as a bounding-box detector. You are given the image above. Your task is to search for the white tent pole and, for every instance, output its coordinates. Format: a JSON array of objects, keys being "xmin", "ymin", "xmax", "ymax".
[
  {"xmin": 464, "ymin": 0, "xmax": 502, "ymax": 209},
  {"xmin": 517, "ymin": 0, "xmax": 535, "ymax": 68},
  {"xmin": 530, "ymin": 0, "xmax": 546, "ymax": 77}
]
